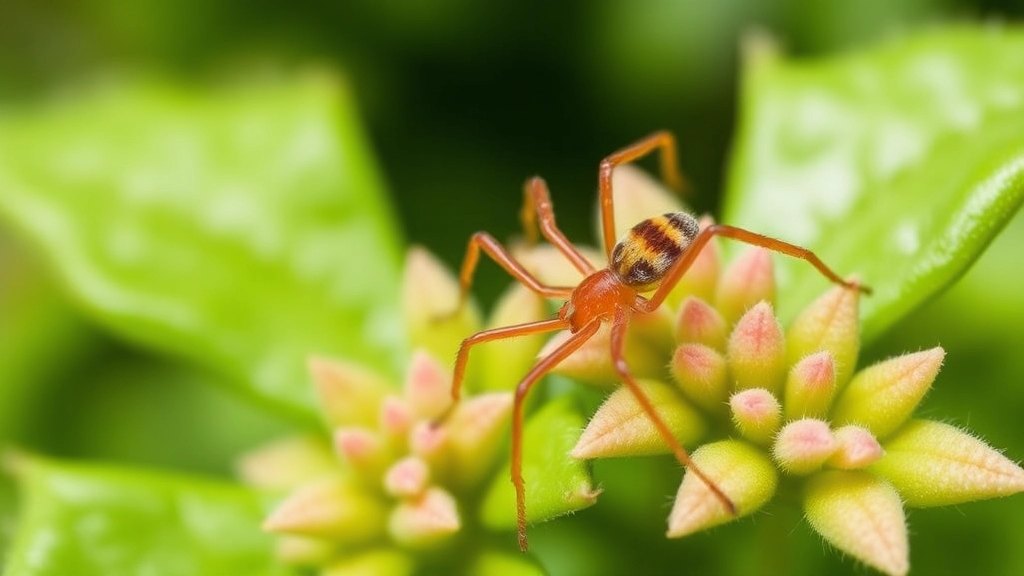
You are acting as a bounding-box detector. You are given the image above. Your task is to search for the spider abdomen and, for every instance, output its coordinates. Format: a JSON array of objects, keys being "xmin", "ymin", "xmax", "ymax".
[{"xmin": 610, "ymin": 212, "xmax": 700, "ymax": 290}]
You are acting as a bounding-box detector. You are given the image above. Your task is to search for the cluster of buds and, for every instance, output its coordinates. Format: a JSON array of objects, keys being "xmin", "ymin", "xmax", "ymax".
[
  {"xmin": 239, "ymin": 248, "xmax": 597, "ymax": 576},
  {"xmin": 543, "ymin": 166, "xmax": 1024, "ymax": 576}
]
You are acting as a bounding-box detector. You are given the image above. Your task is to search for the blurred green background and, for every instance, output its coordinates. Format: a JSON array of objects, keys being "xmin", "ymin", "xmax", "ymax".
[{"xmin": 2, "ymin": 1, "xmax": 1024, "ymax": 575}]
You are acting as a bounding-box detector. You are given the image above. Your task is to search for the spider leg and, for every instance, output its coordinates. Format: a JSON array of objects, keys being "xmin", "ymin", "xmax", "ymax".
[
  {"xmin": 519, "ymin": 176, "xmax": 597, "ymax": 277},
  {"xmin": 439, "ymin": 318, "xmax": 567, "ymax": 417},
  {"xmin": 598, "ymin": 131, "xmax": 686, "ymax": 259},
  {"xmin": 641, "ymin": 223, "xmax": 872, "ymax": 312},
  {"xmin": 448, "ymin": 232, "xmax": 574, "ymax": 314},
  {"xmin": 511, "ymin": 319, "xmax": 601, "ymax": 551},
  {"xmin": 609, "ymin": 309, "xmax": 737, "ymax": 515}
]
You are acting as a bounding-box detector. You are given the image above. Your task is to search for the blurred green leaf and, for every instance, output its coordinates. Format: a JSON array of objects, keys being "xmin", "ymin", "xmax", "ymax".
[
  {"xmin": 481, "ymin": 396, "xmax": 597, "ymax": 530},
  {"xmin": 0, "ymin": 73, "xmax": 404, "ymax": 422},
  {"xmin": 3, "ymin": 457, "xmax": 285, "ymax": 576},
  {"xmin": 724, "ymin": 28, "xmax": 1024, "ymax": 340}
]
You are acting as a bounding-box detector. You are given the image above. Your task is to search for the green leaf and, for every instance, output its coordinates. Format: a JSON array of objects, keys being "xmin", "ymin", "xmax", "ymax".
[
  {"xmin": 3, "ymin": 456, "xmax": 287, "ymax": 576},
  {"xmin": 0, "ymin": 74, "xmax": 404, "ymax": 422},
  {"xmin": 480, "ymin": 396, "xmax": 597, "ymax": 529},
  {"xmin": 724, "ymin": 28, "xmax": 1024, "ymax": 340}
]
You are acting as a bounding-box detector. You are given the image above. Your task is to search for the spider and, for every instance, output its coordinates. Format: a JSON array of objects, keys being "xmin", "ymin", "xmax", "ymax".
[{"xmin": 439, "ymin": 131, "xmax": 869, "ymax": 551}]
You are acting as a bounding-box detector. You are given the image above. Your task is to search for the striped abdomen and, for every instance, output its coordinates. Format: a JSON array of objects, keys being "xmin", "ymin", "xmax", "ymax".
[{"xmin": 610, "ymin": 212, "xmax": 700, "ymax": 290}]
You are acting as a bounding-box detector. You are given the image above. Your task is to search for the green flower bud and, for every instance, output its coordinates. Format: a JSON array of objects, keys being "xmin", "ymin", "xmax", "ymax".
[
  {"xmin": 831, "ymin": 348, "xmax": 943, "ymax": 439},
  {"xmin": 235, "ymin": 435, "xmax": 336, "ymax": 491},
  {"xmin": 263, "ymin": 476, "xmax": 387, "ymax": 544},
  {"xmin": 667, "ymin": 440, "xmax": 777, "ymax": 537},
  {"xmin": 402, "ymin": 246, "xmax": 481, "ymax": 363},
  {"xmin": 804, "ymin": 471, "xmax": 908, "ymax": 576},
  {"xmin": 786, "ymin": 284, "xmax": 860, "ymax": 386},
  {"xmin": 783, "ymin": 351, "xmax": 837, "ymax": 420},
  {"xmin": 674, "ymin": 296, "xmax": 728, "ymax": 350},
  {"xmin": 572, "ymin": 379, "xmax": 706, "ymax": 459},
  {"xmin": 670, "ymin": 343, "xmax": 729, "ymax": 413},
  {"xmin": 387, "ymin": 487, "xmax": 461, "ymax": 549},
  {"xmin": 310, "ymin": 356, "xmax": 391, "ymax": 428},
  {"xmin": 871, "ymin": 419, "xmax": 1024, "ymax": 507}
]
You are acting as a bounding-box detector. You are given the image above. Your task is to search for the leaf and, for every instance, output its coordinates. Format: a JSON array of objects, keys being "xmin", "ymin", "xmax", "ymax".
[
  {"xmin": 724, "ymin": 28, "xmax": 1024, "ymax": 340},
  {"xmin": 0, "ymin": 73, "xmax": 404, "ymax": 422},
  {"xmin": 3, "ymin": 456, "xmax": 287, "ymax": 576},
  {"xmin": 480, "ymin": 396, "xmax": 598, "ymax": 529}
]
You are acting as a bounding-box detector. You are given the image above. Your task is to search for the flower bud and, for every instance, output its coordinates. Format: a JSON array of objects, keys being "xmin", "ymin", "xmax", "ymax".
[
  {"xmin": 670, "ymin": 343, "xmax": 729, "ymax": 413},
  {"xmin": 572, "ymin": 379, "xmax": 705, "ymax": 459},
  {"xmin": 667, "ymin": 440, "xmax": 777, "ymax": 537},
  {"xmin": 402, "ymin": 246, "xmax": 481, "ymax": 363},
  {"xmin": 334, "ymin": 428, "xmax": 391, "ymax": 481},
  {"xmin": 674, "ymin": 296, "xmax": 728, "ymax": 350},
  {"xmin": 804, "ymin": 471, "xmax": 908, "ymax": 576},
  {"xmin": 827, "ymin": 425, "xmax": 884, "ymax": 470},
  {"xmin": 783, "ymin": 351, "xmax": 837, "ymax": 420},
  {"xmin": 388, "ymin": 487, "xmax": 461, "ymax": 548},
  {"xmin": 831, "ymin": 348, "xmax": 943, "ymax": 439},
  {"xmin": 379, "ymin": 395, "xmax": 414, "ymax": 442},
  {"xmin": 263, "ymin": 476, "xmax": 387, "ymax": 543},
  {"xmin": 729, "ymin": 388, "xmax": 782, "ymax": 445},
  {"xmin": 444, "ymin": 392, "xmax": 513, "ymax": 490},
  {"xmin": 309, "ymin": 357, "xmax": 391, "ymax": 428},
  {"xmin": 403, "ymin": 350, "xmax": 453, "ymax": 421},
  {"xmin": 726, "ymin": 302, "xmax": 786, "ymax": 393},
  {"xmin": 481, "ymin": 397, "xmax": 598, "ymax": 529},
  {"xmin": 786, "ymin": 283, "xmax": 860, "ymax": 386},
  {"xmin": 714, "ymin": 248, "xmax": 775, "ymax": 325},
  {"xmin": 871, "ymin": 419, "xmax": 1024, "ymax": 507},
  {"xmin": 772, "ymin": 418, "xmax": 836, "ymax": 475},
  {"xmin": 384, "ymin": 456, "xmax": 430, "ymax": 499},
  {"xmin": 236, "ymin": 435, "xmax": 336, "ymax": 491}
]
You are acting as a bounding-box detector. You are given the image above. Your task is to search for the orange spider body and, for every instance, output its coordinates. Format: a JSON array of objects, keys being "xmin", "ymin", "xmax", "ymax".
[{"xmin": 439, "ymin": 132, "xmax": 869, "ymax": 552}]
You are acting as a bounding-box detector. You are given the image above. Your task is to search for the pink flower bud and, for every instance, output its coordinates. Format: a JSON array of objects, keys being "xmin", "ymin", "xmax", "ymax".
[
  {"xmin": 727, "ymin": 302, "xmax": 786, "ymax": 393},
  {"xmin": 729, "ymin": 388, "xmax": 782, "ymax": 445},
  {"xmin": 772, "ymin": 418, "xmax": 836, "ymax": 475}
]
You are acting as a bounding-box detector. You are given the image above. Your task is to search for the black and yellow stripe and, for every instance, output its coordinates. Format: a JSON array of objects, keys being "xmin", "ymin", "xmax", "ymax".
[{"xmin": 610, "ymin": 212, "xmax": 700, "ymax": 289}]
